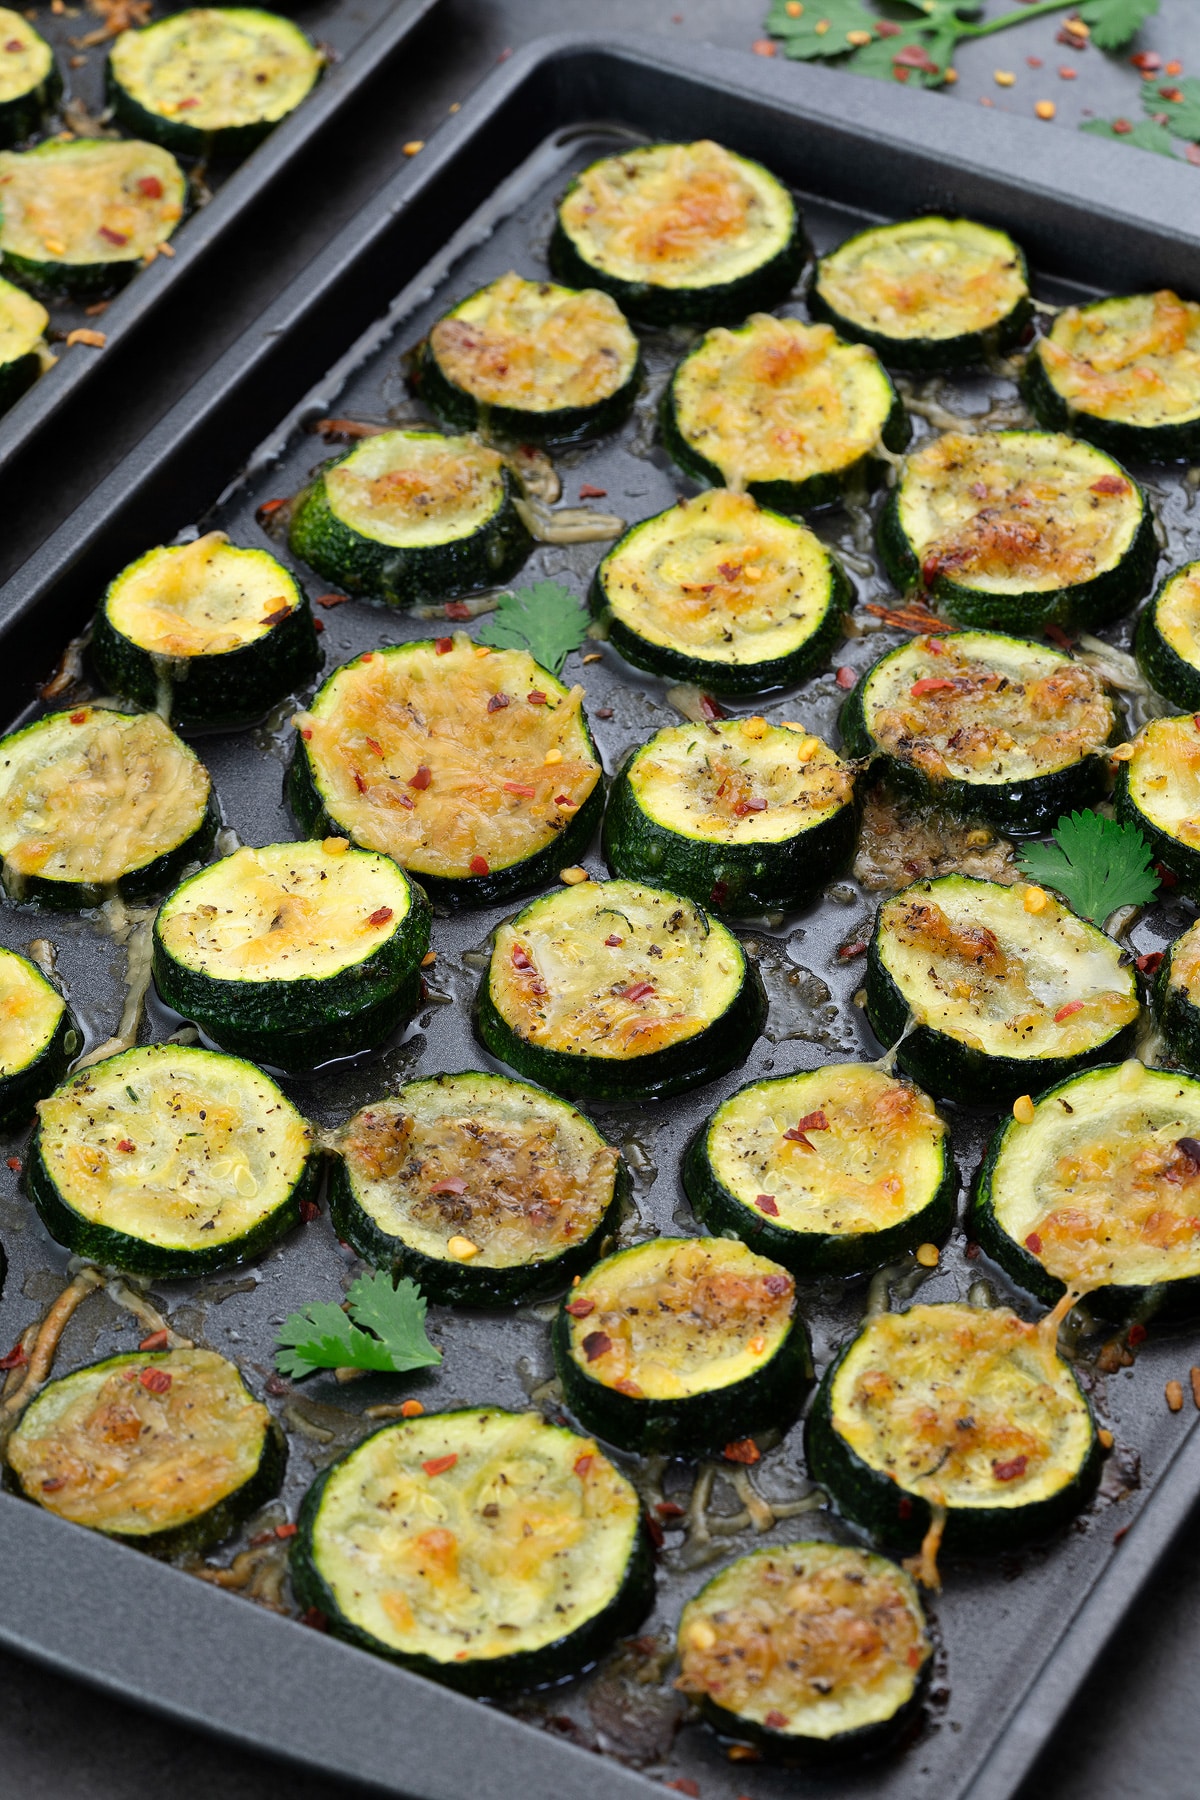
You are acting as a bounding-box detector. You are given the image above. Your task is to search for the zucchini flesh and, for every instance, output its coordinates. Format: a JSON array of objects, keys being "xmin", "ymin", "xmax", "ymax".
[
  {"xmin": 592, "ymin": 488, "xmax": 851, "ymax": 692},
  {"xmin": 0, "ymin": 139, "xmax": 186, "ymax": 295},
  {"xmin": 1115, "ymin": 713, "xmax": 1200, "ymax": 897},
  {"xmin": 291, "ymin": 1408, "xmax": 652, "ymax": 1695},
  {"xmin": 329, "ymin": 1071, "xmax": 625, "ymax": 1306},
  {"xmin": 29, "ymin": 1043, "xmax": 316, "ymax": 1276},
  {"xmin": 0, "ymin": 706, "xmax": 215, "ymax": 905},
  {"xmin": 0, "ymin": 946, "xmax": 77, "ymax": 1133},
  {"xmin": 6, "ymin": 1348, "xmax": 284, "ymax": 1554},
  {"xmin": 1158, "ymin": 918, "xmax": 1200, "ymax": 1075},
  {"xmin": 289, "ymin": 636, "xmax": 603, "ymax": 906},
  {"xmin": 866, "ymin": 874, "xmax": 1139, "ymax": 1105},
  {"xmin": 552, "ymin": 1235, "xmax": 811, "ymax": 1454},
  {"xmin": 1135, "ymin": 562, "xmax": 1200, "ymax": 711},
  {"xmin": 839, "ymin": 629, "xmax": 1114, "ymax": 834},
  {"xmin": 0, "ymin": 271, "xmax": 46, "ymax": 411},
  {"xmin": 676, "ymin": 1542, "xmax": 930, "ymax": 1758},
  {"xmin": 685, "ymin": 1063, "xmax": 955, "ymax": 1278},
  {"xmin": 0, "ymin": 9, "xmax": 57, "ymax": 145},
  {"xmin": 602, "ymin": 718, "xmax": 856, "ymax": 913}
]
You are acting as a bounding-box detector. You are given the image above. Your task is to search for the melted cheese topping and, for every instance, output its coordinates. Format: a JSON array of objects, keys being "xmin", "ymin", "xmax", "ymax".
[
  {"xmin": 677, "ymin": 1542, "xmax": 928, "ymax": 1739},
  {"xmin": 1039, "ymin": 291, "xmax": 1200, "ymax": 428},
  {"xmin": 862, "ymin": 631, "xmax": 1113, "ymax": 785},
  {"xmin": 0, "ymin": 139, "xmax": 184, "ymax": 266},
  {"xmin": 0, "ymin": 272, "xmax": 46, "ymax": 364},
  {"xmin": 0, "ymin": 707, "xmax": 210, "ymax": 888},
  {"xmin": 1168, "ymin": 917, "xmax": 1200, "ymax": 1003},
  {"xmin": 558, "ymin": 139, "xmax": 795, "ymax": 289},
  {"xmin": 990, "ymin": 1061, "xmax": 1200, "ymax": 1290},
  {"xmin": 337, "ymin": 1073, "xmax": 619, "ymax": 1269},
  {"xmin": 0, "ymin": 10, "xmax": 52, "ymax": 102},
  {"xmin": 1126, "ymin": 714, "xmax": 1200, "ymax": 844},
  {"xmin": 601, "ymin": 489, "xmax": 839, "ymax": 667},
  {"xmin": 36, "ymin": 1044, "xmax": 312, "ymax": 1251},
  {"xmin": 7, "ymin": 1348, "xmax": 270, "ymax": 1535},
  {"xmin": 294, "ymin": 637, "xmax": 600, "ymax": 881},
  {"xmin": 323, "ymin": 431, "xmax": 507, "ymax": 549},
  {"xmin": 1153, "ymin": 563, "xmax": 1200, "ymax": 669},
  {"xmin": 816, "ymin": 216, "xmax": 1028, "ymax": 343},
  {"xmin": 106, "ymin": 533, "xmax": 302, "ymax": 658},
  {"xmin": 707, "ymin": 1064, "xmax": 946, "ymax": 1238},
  {"xmin": 0, "ymin": 947, "xmax": 63, "ymax": 1076},
  {"xmin": 672, "ymin": 315, "xmax": 896, "ymax": 490},
  {"xmin": 310, "ymin": 1409, "xmax": 639, "ymax": 1664},
  {"xmin": 489, "ymin": 879, "xmax": 745, "ymax": 1060},
  {"xmin": 899, "ymin": 431, "xmax": 1143, "ymax": 596},
  {"xmin": 110, "ymin": 8, "xmax": 321, "ymax": 131},
  {"xmin": 831, "ymin": 1302, "xmax": 1094, "ymax": 1509},
  {"xmin": 626, "ymin": 719, "xmax": 853, "ymax": 846},
  {"xmin": 157, "ymin": 841, "xmax": 413, "ymax": 982},
  {"xmin": 565, "ymin": 1237, "xmax": 794, "ymax": 1400},
  {"xmin": 877, "ymin": 876, "xmax": 1137, "ymax": 1060},
  {"xmin": 430, "ymin": 273, "xmax": 638, "ymax": 413}
]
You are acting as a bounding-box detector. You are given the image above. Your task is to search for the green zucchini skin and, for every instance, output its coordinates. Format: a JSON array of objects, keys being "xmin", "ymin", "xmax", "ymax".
[
  {"xmin": 0, "ymin": 951, "xmax": 80, "ymax": 1135},
  {"xmin": 1134, "ymin": 563, "xmax": 1200, "ymax": 712},
  {"xmin": 0, "ymin": 68, "xmax": 59, "ymax": 151},
  {"xmin": 1114, "ymin": 718, "xmax": 1200, "ymax": 898},
  {"xmin": 1157, "ymin": 927, "xmax": 1200, "ymax": 1077}
]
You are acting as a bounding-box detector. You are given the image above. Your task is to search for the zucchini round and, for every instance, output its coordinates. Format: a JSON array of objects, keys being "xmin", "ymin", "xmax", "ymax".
[
  {"xmin": 476, "ymin": 877, "xmax": 766, "ymax": 1102},
  {"xmin": 1156, "ymin": 919, "xmax": 1200, "ymax": 1075},
  {"xmin": 865, "ymin": 874, "xmax": 1140, "ymax": 1106},
  {"xmin": 291, "ymin": 1407, "xmax": 652, "ymax": 1696},
  {"xmin": 0, "ymin": 947, "xmax": 78, "ymax": 1133},
  {"xmin": 1114, "ymin": 714, "xmax": 1200, "ymax": 897},
  {"xmin": 1135, "ymin": 562, "xmax": 1200, "ymax": 713},
  {"xmin": 683, "ymin": 1063, "xmax": 955, "ymax": 1279},
  {"xmin": 551, "ymin": 1235, "xmax": 811, "ymax": 1454},
  {"xmin": 289, "ymin": 636, "xmax": 603, "ymax": 908},
  {"xmin": 0, "ymin": 10, "xmax": 57, "ymax": 147},
  {"xmin": 809, "ymin": 215, "xmax": 1031, "ymax": 372},
  {"xmin": 676, "ymin": 1542, "xmax": 931, "ymax": 1761},
  {"xmin": 108, "ymin": 8, "xmax": 322, "ymax": 157},
  {"xmin": 879, "ymin": 429, "xmax": 1156, "ymax": 634},
  {"xmin": 92, "ymin": 533, "xmax": 321, "ymax": 727},
  {"xmin": 1023, "ymin": 291, "xmax": 1200, "ymax": 464},
  {"xmin": 0, "ymin": 139, "xmax": 186, "ymax": 297},
  {"xmin": 153, "ymin": 839, "xmax": 430, "ymax": 1070},
  {"xmin": 287, "ymin": 430, "xmax": 531, "ymax": 609},
  {"xmin": 329, "ymin": 1071, "xmax": 627, "ymax": 1306},
  {"xmin": 0, "ymin": 274, "xmax": 46, "ymax": 414},
  {"xmin": 591, "ymin": 489, "xmax": 852, "ymax": 694},
  {"xmin": 972, "ymin": 1060, "xmax": 1200, "ymax": 1322},
  {"xmin": 806, "ymin": 1301, "xmax": 1100, "ymax": 1554},
  {"xmin": 6, "ymin": 1348, "xmax": 285, "ymax": 1557},
  {"xmin": 414, "ymin": 272, "xmax": 641, "ymax": 447},
  {"xmin": 661, "ymin": 314, "xmax": 909, "ymax": 513},
  {"xmin": 838, "ymin": 629, "xmax": 1115, "ymax": 835},
  {"xmin": 29, "ymin": 1043, "xmax": 317, "ymax": 1277},
  {"xmin": 549, "ymin": 139, "xmax": 804, "ymax": 328},
  {"xmin": 0, "ymin": 706, "xmax": 216, "ymax": 907},
  {"xmin": 602, "ymin": 718, "xmax": 857, "ymax": 914}
]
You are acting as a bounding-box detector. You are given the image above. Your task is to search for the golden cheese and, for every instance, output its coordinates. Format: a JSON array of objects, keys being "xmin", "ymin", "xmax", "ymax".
[
  {"xmin": 816, "ymin": 216, "xmax": 1028, "ymax": 343},
  {"xmin": 1126, "ymin": 713, "xmax": 1200, "ymax": 845},
  {"xmin": 0, "ymin": 946, "xmax": 64, "ymax": 1077},
  {"xmin": 0, "ymin": 139, "xmax": 184, "ymax": 266},
  {"xmin": 0, "ymin": 272, "xmax": 45, "ymax": 364},
  {"xmin": 110, "ymin": 7, "xmax": 321, "ymax": 132},
  {"xmin": 626, "ymin": 719, "xmax": 852, "ymax": 846},
  {"xmin": 0, "ymin": 8, "xmax": 51, "ymax": 102},
  {"xmin": 324, "ymin": 431, "xmax": 508, "ymax": 549},
  {"xmin": 1153, "ymin": 563, "xmax": 1200, "ymax": 669},
  {"xmin": 1039, "ymin": 291, "xmax": 1200, "ymax": 427},
  {"xmin": 430, "ymin": 272, "xmax": 638, "ymax": 413},
  {"xmin": 106, "ymin": 534, "xmax": 301, "ymax": 658}
]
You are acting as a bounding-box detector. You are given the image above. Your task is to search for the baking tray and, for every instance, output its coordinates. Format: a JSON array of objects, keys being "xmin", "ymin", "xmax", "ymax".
[{"xmin": 1, "ymin": 33, "xmax": 1200, "ymax": 1800}]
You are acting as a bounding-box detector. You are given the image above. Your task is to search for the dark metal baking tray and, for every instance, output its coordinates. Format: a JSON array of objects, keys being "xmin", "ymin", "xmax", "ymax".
[{"xmin": 1, "ymin": 32, "xmax": 1200, "ymax": 1800}]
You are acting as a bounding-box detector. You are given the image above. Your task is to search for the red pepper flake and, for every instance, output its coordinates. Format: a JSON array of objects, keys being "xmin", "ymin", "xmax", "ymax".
[
  {"xmin": 565, "ymin": 1297, "xmax": 595, "ymax": 1318},
  {"xmin": 732, "ymin": 796, "xmax": 768, "ymax": 816},
  {"xmin": 992, "ymin": 1454, "xmax": 1028, "ymax": 1482},
  {"xmin": 1131, "ymin": 49, "xmax": 1161, "ymax": 71},
  {"xmin": 1157, "ymin": 862, "xmax": 1180, "ymax": 888},
  {"xmin": 41, "ymin": 1476, "xmax": 69, "ymax": 1493},
  {"xmin": 894, "ymin": 42, "xmax": 939, "ymax": 71},
  {"xmin": 1112, "ymin": 118, "xmax": 1134, "ymax": 134},
  {"xmin": 876, "ymin": 17, "xmax": 901, "ymax": 33},
  {"xmin": 258, "ymin": 497, "xmax": 288, "ymax": 517},
  {"xmin": 503, "ymin": 781, "xmax": 536, "ymax": 798},
  {"xmin": 99, "ymin": 225, "xmax": 128, "ymax": 246},
  {"xmin": 710, "ymin": 880, "xmax": 729, "ymax": 909},
  {"xmin": 408, "ymin": 764, "xmax": 432, "ymax": 790},
  {"xmin": 352, "ymin": 771, "xmax": 367, "ymax": 793},
  {"xmin": 300, "ymin": 1608, "xmax": 328, "ymax": 1631},
  {"xmin": 444, "ymin": 600, "xmax": 471, "ymax": 620},
  {"xmin": 698, "ymin": 693, "xmax": 725, "ymax": 721},
  {"xmin": 1128, "ymin": 1322, "xmax": 1148, "ymax": 1348},
  {"xmin": 301, "ymin": 727, "xmax": 313, "ymax": 741},
  {"xmin": 645, "ymin": 1512, "xmax": 665, "ymax": 1549},
  {"xmin": 756, "ymin": 1194, "xmax": 779, "ymax": 1216},
  {"xmin": 595, "ymin": 707, "xmax": 614, "ymax": 720},
  {"xmin": 1025, "ymin": 1232, "xmax": 1043, "ymax": 1254},
  {"xmin": 579, "ymin": 483, "xmax": 607, "ymax": 498},
  {"xmin": 1113, "ymin": 1525, "xmax": 1130, "ymax": 1546},
  {"xmin": 605, "ymin": 933, "xmax": 623, "ymax": 947},
  {"xmin": 1044, "ymin": 623, "xmax": 1075, "ymax": 650},
  {"xmin": 316, "ymin": 592, "xmax": 349, "ymax": 607},
  {"xmin": 665, "ymin": 1783, "xmax": 700, "ymax": 1798},
  {"xmin": 435, "ymin": 636, "xmax": 453, "ymax": 654},
  {"xmin": 764, "ymin": 1710, "xmax": 790, "ymax": 1730},
  {"xmin": 1059, "ymin": 64, "xmax": 1077, "ymax": 78},
  {"xmin": 366, "ymin": 906, "xmax": 393, "ymax": 927},
  {"xmin": 573, "ymin": 1453, "xmax": 594, "ymax": 1479},
  {"xmin": 1054, "ymin": 1000, "xmax": 1084, "ymax": 1023},
  {"xmin": 4, "ymin": 37, "xmax": 22, "ymax": 49},
  {"xmin": 655, "ymin": 1499, "xmax": 686, "ymax": 1519},
  {"xmin": 364, "ymin": 736, "xmax": 384, "ymax": 757},
  {"xmin": 796, "ymin": 1110, "xmax": 830, "ymax": 1133},
  {"xmin": 910, "ymin": 676, "xmax": 956, "ymax": 697},
  {"xmin": 526, "ymin": 690, "xmax": 547, "ymax": 705},
  {"xmin": 422, "ymin": 1454, "xmax": 458, "ymax": 1477},
  {"xmin": 619, "ymin": 980, "xmax": 656, "ymax": 1002},
  {"xmin": 835, "ymin": 666, "xmax": 857, "ymax": 690},
  {"xmin": 139, "ymin": 1367, "xmax": 172, "ymax": 1394},
  {"xmin": 1027, "ymin": 54, "xmax": 1044, "ymax": 67},
  {"xmin": 139, "ymin": 1329, "xmax": 169, "ymax": 1351},
  {"xmin": 117, "ymin": 1139, "xmax": 136, "ymax": 1153},
  {"xmin": 274, "ymin": 1522, "xmax": 298, "ymax": 1539},
  {"xmin": 838, "ymin": 940, "xmax": 867, "ymax": 960},
  {"xmin": 6, "ymin": 1157, "xmax": 19, "ymax": 1171},
  {"xmin": 1167, "ymin": 59, "xmax": 1184, "ymax": 76},
  {"xmin": 312, "ymin": 618, "xmax": 325, "ymax": 633},
  {"xmin": 470, "ymin": 855, "xmax": 489, "ymax": 875},
  {"xmin": 723, "ymin": 1438, "xmax": 760, "ymax": 1465},
  {"xmin": 0, "ymin": 1343, "xmax": 27, "ymax": 1370},
  {"xmin": 1090, "ymin": 474, "xmax": 1129, "ymax": 496},
  {"xmin": 582, "ymin": 1331, "xmax": 612, "ymax": 1361},
  {"xmin": 487, "ymin": 692, "xmax": 510, "ymax": 713},
  {"xmin": 555, "ymin": 794, "xmax": 573, "ymax": 807},
  {"xmin": 299, "ymin": 1199, "xmax": 320, "ymax": 1223},
  {"xmin": 429, "ymin": 1177, "xmax": 468, "ymax": 1194},
  {"xmin": 717, "ymin": 562, "xmax": 743, "ymax": 581},
  {"xmin": 1137, "ymin": 951, "xmax": 1164, "ymax": 977},
  {"xmin": 512, "ymin": 944, "xmax": 533, "ymax": 970},
  {"xmin": 763, "ymin": 1274, "xmax": 791, "ymax": 1297},
  {"xmin": 68, "ymin": 709, "xmax": 89, "ymax": 726}
]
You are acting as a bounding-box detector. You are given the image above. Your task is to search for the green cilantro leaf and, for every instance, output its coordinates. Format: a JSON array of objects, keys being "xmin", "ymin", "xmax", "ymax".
[
  {"xmin": 1015, "ymin": 810, "xmax": 1160, "ymax": 926},
  {"xmin": 1077, "ymin": 0, "xmax": 1159, "ymax": 52},
  {"xmin": 476, "ymin": 580, "xmax": 589, "ymax": 676},
  {"xmin": 1149, "ymin": 75, "xmax": 1200, "ymax": 143},
  {"xmin": 1080, "ymin": 117, "xmax": 1179, "ymax": 156},
  {"xmin": 764, "ymin": 0, "xmax": 877, "ymax": 60},
  {"xmin": 275, "ymin": 1272, "xmax": 442, "ymax": 1380}
]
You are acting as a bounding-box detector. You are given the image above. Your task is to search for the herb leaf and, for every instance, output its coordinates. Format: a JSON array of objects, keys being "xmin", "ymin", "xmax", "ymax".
[
  {"xmin": 764, "ymin": 0, "xmax": 877, "ymax": 60},
  {"xmin": 1081, "ymin": 117, "xmax": 1179, "ymax": 156},
  {"xmin": 1077, "ymin": 0, "xmax": 1159, "ymax": 53},
  {"xmin": 1149, "ymin": 75, "xmax": 1200, "ymax": 143},
  {"xmin": 1015, "ymin": 810, "xmax": 1160, "ymax": 926},
  {"xmin": 275, "ymin": 1272, "xmax": 442, "ymax": 1380},
  {"xmin": 476, "ymin": 580, "xmax": 589, "ymax": 676}
]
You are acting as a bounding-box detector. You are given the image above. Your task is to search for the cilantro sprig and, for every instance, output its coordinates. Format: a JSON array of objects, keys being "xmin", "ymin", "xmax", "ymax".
[
  {"xmin": 477, "ymin": 580, "xmax": 589, "ymax": 677},
  {"xmin": 1015, "ymin": 810, "xmax": 1160, "ymax": 927},
  {"xmin": 275, "ymin": 1271, "xmax": 442, "ymax": 1380}
]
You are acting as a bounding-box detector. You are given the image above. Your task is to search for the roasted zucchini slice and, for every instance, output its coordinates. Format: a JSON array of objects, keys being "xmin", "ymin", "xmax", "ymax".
[
  {"xmin": 809, "ymin": 215, "xmax": 1031, "ymax": 372},
  {"xmin": 806, "ymin": 1301, "xmax": 1100, "ymax": 1554},
  {"xmin": 1023, "ymin": 291, "xmax": 1200, "ymax": 464},
  {"xmin": 661, "ymin": 314, "xmax": 909, "ymax": 513},
  {"xmin": 1114, "ymin": 714, "xmax": 1200, "ymax": 897},
  {"xmin": 153, "ymin": 840, "xmax": 430, "ymax": 1070},
  {"xmin": 879, "ymin": 429, "xmax": 1156, "ymax": 634},
  {"xmin": 591, "ymin": 489, "xmax": 851, "ymax": 694},
  {"xmin": 839, "ymin": 629, "xmax": 1116, "ymax": 834},
  {"xmin": 1156, "ymin": 919, "xmax": 1200, "ymax": 1075},
  {"xmin": 29, "ymin": 1043, "xmax": 317, "ymax": 1277},
  {"xmin": 552, "ymin": 1236, "xmax": 811, "ymax": 1454},
  {"xmin": 288, "ymin": 430, "xmax": 531, "ymax": 608},
  {"xmin": 0, "ymin": 947, "xmax": 78, "ymax": 1133},
  {"xmin": 329, "ymin": 1072, "xmax": 626, "ymax": 1306},
  {"xmin": 602, "ymin": 718, "xmax": 857, "ymax": 914},
  {"xmin": 108, "ymin": 8, "xmax": 322, "ymax": 157},
  {"xmin": 0, "ymin": 274, "xmax": 47, "ymax": 413},
  {"xmin": 0, "ymin": 9, "xmax": 58, "ymax": 147},
  {"xmin": 0, "ymin": 706, "xmax": 216, "ymax": 906},
  {"xmin": 865, "ymin": 875, "xmax": 1139, "ymax": 1106},
  {"xmin": 0, "ymin": 139, "xmax": 185, "ymax": 297},
  {"xmin": 6, "ymin": 1348, "xmax": 285, "ymax": 1556},
  {"xmin": 289, "ymin": 636, "xmax": 603, "ymax": 907},
  {"xmin": 684, "ymin": 1063, "xmax": 955, "ymax": 1278},
  {"xmin": 676, "ymin": 1542, "xmax": 931, "ymax": 1761},
  {"xmin": 1135, "ymin": 562, "xmax": 1200, "ymax": 713},
  {"xmin": 973, "ymin": 1060, "xmax": 1200, "ymax": 1322},
  {"xmin": 550, "ymin": 139, "xmax": 804, "ymax": 328},
  {"xmin": 291, "ymin": 1407, "xmax": 652, "ymax": 1696},
  {"xmin": 415, "ymin": 272, "xmax": 641, "ymax": 447},
  {"xmin": 92, "ymin": 533, "xmax": 321, "ymax": 727},
  {"xmin": 476, "ymin": 878, "xmax": 766, "ymax": 1102}
]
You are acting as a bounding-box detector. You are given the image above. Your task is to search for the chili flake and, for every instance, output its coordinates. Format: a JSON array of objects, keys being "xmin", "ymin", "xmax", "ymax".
[
  {"xmin": 487, "ymin": 692, "xmax": 510, "ymax": 712},
  {"xmin": 422, "ymin": 1454, "xmax": 458, "ymax": 1477},
  {"xmin": 582, "ymin": 1331, "xmax": 612, "ymax": 1361},
  {"xmin": 992, "ymin": 1454, "xmax": 1028, "ymax": 1482},
  {"xmin": 723, "ymin": 1438, "xmax": 760, "ymax": 1465},
  {"xmin": 565, "ymin": 1297, "xmax": 595, "ymax": 1318},
  {"xmin": 435, "ymin": 636, "xmax": 453, "ymax": 654},
  {"xmin": 139, "ymin": 1367, "xmax": 172, "ymax": 1394},
  {"xmin": 139, "ymin": 1329, "xmax": 169, "ymax": 1351},
  {"xmin": 469, "ymin": 855, "xmax": 489, "ymax": 875},
  {"xmin": 756, "ymin": 1194, "xmax": 779, "ymax": 1216}
]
